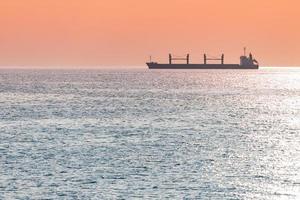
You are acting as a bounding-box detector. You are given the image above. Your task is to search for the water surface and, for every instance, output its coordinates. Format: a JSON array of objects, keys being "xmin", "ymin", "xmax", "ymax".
[{"xmin": 0, "ymin": 68, "xmax": 300, "ymax": 199}]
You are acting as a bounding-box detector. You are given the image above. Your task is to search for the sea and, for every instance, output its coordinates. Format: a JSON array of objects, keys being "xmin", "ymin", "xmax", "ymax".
[{"xmin": 0, "ymin": 68, "xmax": 299, "ymax": 199}]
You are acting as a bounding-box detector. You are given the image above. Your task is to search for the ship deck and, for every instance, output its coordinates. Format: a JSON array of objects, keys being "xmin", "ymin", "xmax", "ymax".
[{"xmin": 147, "ymin": 63, "xmax": 259, "ymax": 69}]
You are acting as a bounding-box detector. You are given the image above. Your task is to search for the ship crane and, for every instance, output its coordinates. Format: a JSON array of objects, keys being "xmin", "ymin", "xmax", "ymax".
[
  {"xmin": 204, "ymin": 54, "xmax": 224, "ymax": 65},
  {"xmin": 169, "ymin": 54, "xmax": 190, "ymax": 64}
]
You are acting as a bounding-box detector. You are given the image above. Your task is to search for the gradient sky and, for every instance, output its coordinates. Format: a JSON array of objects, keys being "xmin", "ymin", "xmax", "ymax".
[{"xmin": 0, "ymin": 0, "xmax": 300, "ymax": 67}]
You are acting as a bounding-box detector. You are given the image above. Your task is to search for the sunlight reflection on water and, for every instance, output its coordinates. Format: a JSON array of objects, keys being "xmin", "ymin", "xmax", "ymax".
[{"xmin": 0, "ymin": 68, "xmax": 299, "ymax": 199}]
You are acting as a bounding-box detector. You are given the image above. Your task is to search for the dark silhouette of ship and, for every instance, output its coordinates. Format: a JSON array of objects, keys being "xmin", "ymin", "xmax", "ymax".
[{"xmin": 147, "ymin": 49, "xmax": 259, "ymax": 69}]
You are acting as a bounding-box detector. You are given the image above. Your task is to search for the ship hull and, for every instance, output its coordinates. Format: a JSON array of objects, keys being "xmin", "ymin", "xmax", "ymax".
[{"xmin": 147, "ymin": 63, "xmax": 259, "ymax": 69}]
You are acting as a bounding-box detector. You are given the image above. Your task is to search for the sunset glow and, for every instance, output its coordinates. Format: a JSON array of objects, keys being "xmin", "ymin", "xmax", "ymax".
[{"xmin": 0, "ymin": 0, "xmax": 300, "ymax": 66}]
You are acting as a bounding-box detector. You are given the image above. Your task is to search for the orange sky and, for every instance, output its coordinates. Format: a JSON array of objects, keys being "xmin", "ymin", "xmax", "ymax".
[{"xmin": 0, "ymin": 0, "xmax": 300, "ymax": 67}]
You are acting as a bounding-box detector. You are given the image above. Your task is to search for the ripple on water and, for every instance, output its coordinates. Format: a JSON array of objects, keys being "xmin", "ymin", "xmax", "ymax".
[{"xmin": 0, "ymin": 69, "xmax": 300, "ymax": 199}]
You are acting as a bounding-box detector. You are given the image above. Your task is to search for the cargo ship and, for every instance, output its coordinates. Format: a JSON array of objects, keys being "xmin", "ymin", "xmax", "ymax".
[{"xmin": 147, "ymin": 49, "xmax": 259, "ymax": 69}]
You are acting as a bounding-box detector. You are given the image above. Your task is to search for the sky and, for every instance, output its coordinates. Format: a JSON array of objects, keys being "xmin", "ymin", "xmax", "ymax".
[{"xmin": 0, "ymin": 0, "xmax": 300, "ymax": 67}]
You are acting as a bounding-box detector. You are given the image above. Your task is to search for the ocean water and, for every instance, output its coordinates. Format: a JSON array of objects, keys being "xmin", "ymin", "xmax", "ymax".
[{"xmin": 0, "ymin": 68, "xmax": 300, "ymax": 199}]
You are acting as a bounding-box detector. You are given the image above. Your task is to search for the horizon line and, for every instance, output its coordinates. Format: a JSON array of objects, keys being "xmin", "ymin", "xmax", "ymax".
[{"xmin": 0, "ymin": 66, "xmax": 300, "ymax": 70}]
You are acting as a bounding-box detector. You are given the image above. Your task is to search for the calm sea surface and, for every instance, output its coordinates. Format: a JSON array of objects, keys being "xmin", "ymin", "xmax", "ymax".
[{"xmin": 0, "ymin": 68, "xmax": 300, "ymax": 199}]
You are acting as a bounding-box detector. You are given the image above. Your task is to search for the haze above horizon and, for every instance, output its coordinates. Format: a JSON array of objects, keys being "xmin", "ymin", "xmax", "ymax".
[{"xmin": 0, "ymin": 0, "xmax": 300, "ymax": 67}]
